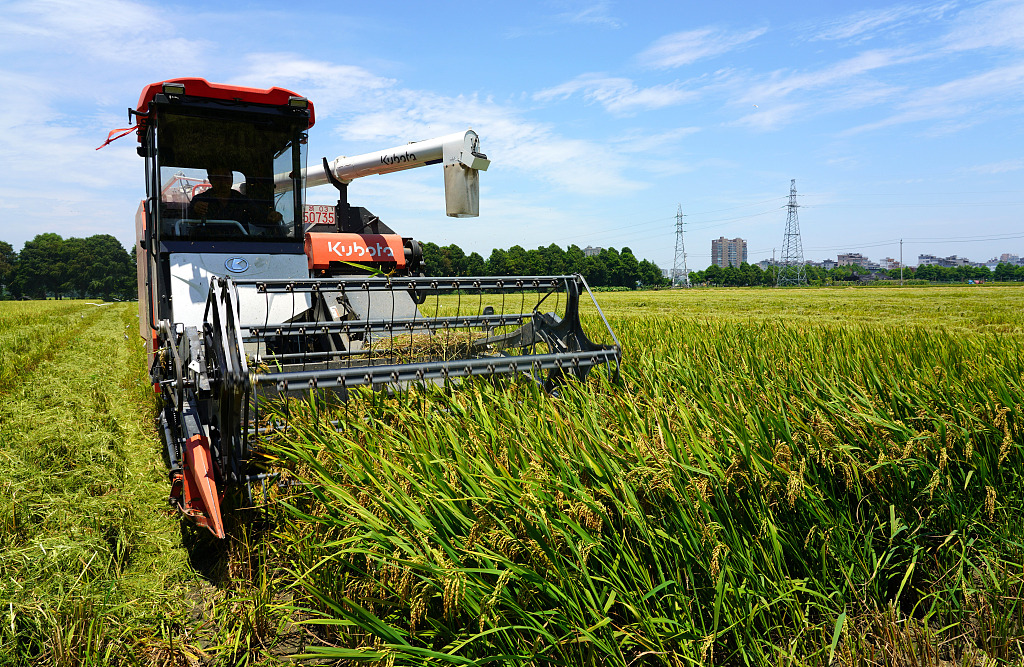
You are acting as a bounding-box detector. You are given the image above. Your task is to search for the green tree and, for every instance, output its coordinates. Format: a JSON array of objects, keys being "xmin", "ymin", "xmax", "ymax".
[
  {"xmin": 486, "ymin": 248, "xmax": 509, "ymax": 276},
  {"xmin": 637, "ymin": 259, "xmax": 665, "ymax": 287},
  {"xmin": 721, "ymin": 265, "xmax": 742, "ymax": 286},
  {"xmin": 464, "ymin": 252, "xmax": 485, "ymax": 276},
  {"xmin": 420, "ymin": 242, "xmax": 444, "ymax": 276},
  {"xmin": 62, "ymin": 236, "xmax": 90, "ymax": 296},
  {"xmin": 12, "ymin": 233, "xmax": 65, "ymax": 298},
  {"xmin": 0, "ymin": 241, "xmax": 15, "ymax": 298},
  {"xmin": 81, "ymin": 235, "xmax": 134, "ymax": 299},
  {"xmin": 619, "ymin": 247, "xmax": 641, "ymax": 288},
  {"xmin": 739, "ymin": 262, "xmax": 761, "ymax": 287},
  {"xmin": 444, "ymin": 244, "xmax": 468, "ymax": 276},
  {"xmin": 597, "ymin": 248, "xmax": 623, "ymax": 286},
  {"xmin": 540, "ymin": 244, "xmax": 566, "ymax": 275},
  {"xmin": 523, "ymin": 247, "xmax": 545, "ymax": 275},
  {"xmin": 505, "ymin": 245, "xmax": 529, "ymax": 275},
  {"xmin": 995, "ymin": 263, "xmax": 1019, "ymax": 281},
  {"xmin": 564, "ymin": 245, "xmax": 586, "ymax": 275},
  {"xmin": 583, "ymin": 254, "xmax": 609, "ymax": 286}
]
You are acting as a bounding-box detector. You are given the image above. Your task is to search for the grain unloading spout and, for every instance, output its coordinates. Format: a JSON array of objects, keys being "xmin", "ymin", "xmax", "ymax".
[{"xmin": 282, "ymin": 130, "xmax": 490, "ymax": 218}]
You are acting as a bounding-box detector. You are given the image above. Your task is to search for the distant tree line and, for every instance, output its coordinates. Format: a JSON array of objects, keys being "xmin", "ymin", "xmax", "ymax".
[
  {"xmin": 4, "ymin": 231, "xmax": 1018, "ymax": 300},
  {"xmin": 420, "ymin": 243, "xmax": 670, "ymax": 288},
  {"xmin": 0, "ymin": 234, "xmax": 136, "ymax": 300},
  {"xmin": 688, "ymin": 261, "xmax": 1020, "ymax": 287}
]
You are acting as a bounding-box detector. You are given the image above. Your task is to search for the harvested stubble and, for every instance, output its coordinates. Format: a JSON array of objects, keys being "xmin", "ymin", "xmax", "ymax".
[
  {"xmin": 259, "ymin": 314, "xmax": 1024, "ymax": 666},
  {"xmin": 0, "ymin": 302, "xmax": 206, "ymax": 666}
]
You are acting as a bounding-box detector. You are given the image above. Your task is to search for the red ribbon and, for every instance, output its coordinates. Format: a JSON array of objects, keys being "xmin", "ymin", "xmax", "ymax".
[{"xmin": 96, "ymin": 125, "xmax": 138, "ymax": 150}]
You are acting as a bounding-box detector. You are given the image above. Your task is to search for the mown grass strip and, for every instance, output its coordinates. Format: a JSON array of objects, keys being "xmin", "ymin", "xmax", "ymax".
[
  {"xmin": 0, "ymin": 303, "xmax": 203, "ymax": 666},
  {"xmin": 0, "ymin": 301, "xmax": 98, "ymax": 391}
]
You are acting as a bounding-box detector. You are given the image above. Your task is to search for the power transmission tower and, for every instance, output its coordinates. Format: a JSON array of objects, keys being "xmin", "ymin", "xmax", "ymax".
[
  {"xmin": 776, "ymin": 179, "xmax": 806, "ymax": 286},
  {"xmin": 672, "ymin": 204, "xmax": 689, "ymax": 286}
]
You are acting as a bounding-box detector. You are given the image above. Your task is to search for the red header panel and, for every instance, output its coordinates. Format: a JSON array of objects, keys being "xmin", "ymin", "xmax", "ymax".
[
  {"xmin": 137, "ymin": 77, "xmax": 315, "ymax": 127},
  {"xmin": 305, "ymin": 233, "xmax": 407, "ymax": 270}
]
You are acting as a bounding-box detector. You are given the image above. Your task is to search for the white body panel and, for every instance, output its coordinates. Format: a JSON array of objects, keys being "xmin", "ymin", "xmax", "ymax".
[{"xmin": 169, "ymin": 253, "xmax": 312, "ymax": 330}]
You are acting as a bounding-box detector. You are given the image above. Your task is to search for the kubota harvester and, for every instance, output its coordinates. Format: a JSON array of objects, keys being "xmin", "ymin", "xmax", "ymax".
[{"xmin": 129, "ymin": 78, "xmax": 620, "ymax": 538}]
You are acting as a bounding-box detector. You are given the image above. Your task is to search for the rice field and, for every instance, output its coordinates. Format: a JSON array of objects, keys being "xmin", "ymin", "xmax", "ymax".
[{"xmin": 1, "ymin": 285, "xmax": 1023, "ymax": 666}]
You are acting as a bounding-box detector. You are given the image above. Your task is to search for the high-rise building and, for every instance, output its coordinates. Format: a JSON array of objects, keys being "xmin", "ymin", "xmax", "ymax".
[{"xmin": 711, "ymin": 237, "xmax": 747, "ymax": 268}]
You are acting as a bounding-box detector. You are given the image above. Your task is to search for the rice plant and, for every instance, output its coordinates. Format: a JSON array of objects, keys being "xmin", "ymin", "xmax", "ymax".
[{"xmin": 258, "ymin": 309, "xmax": 1024, "ymax": 665}]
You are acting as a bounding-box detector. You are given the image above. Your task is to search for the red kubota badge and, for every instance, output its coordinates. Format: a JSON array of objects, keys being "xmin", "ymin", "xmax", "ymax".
[{"xmin": 304, "ymin": 233, "xmax": 406, "ymax": 269}]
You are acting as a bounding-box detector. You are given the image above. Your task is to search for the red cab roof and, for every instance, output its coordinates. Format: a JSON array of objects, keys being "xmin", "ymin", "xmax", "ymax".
[{"xmin": 137, "ymin": 77, "xmax": 315, "ymax": 128}]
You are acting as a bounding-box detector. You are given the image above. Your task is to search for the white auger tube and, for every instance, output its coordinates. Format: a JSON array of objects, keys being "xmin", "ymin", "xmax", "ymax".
[{"xmin": 278, "ymin": 130, "xmax": 490, "ymax": 218}]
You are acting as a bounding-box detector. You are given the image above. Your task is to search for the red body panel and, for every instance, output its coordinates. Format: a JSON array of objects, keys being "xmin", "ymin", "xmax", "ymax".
[
  {"xmin": 182, "ymin": 434, "xmax": 225, "ymax": 539},
  {"xmin": 135, "ymin": 77, "xmax": 316, "ymax": 140}
]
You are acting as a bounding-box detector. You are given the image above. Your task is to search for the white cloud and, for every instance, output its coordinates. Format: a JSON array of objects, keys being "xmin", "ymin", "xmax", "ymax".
[
  {"xmin": 504, "ymin": 1, "xmax": 623, "ymax": 38},
  {"xmin": 806, "ymin": 2, "xmax": 955, "ymax": 43},
  {"xmin": 232, "ymin": 55, "xmax": 394, "ymax": 120},
  {"xmin": 0, "ymin": 0, "xmax": 208, "ymax": 69},
  {"xmin": 534, "ymin": 74, "xmax": 696, "ymax": 114},
  {"xmin": 638, "ymin": 26, "xmax": 767, "ymax": 69},
  {"xmin": 731, "ymin": 103, "xmax": 807, "ymax": 131},
  {"xmin": 739, "ymin": 49, "xmax": 915, "ymax": 104},
  {"xmin": 334, "ymin": 91, "xmax": 648, "ymax": 197},
  {"xmin": 963, "ymin": 159, "xmax": 1024, "ymax": 174},
  {"xmin": 944, "ymin": 0, "xmax": 1024, "ymax": 51},
  {"xmin": 559, "ymin": 1, "xmax": 623, "ymax": 29},
  {"xmin": 845, "ymin": 62, "xmax": 1024, "ymax": 133},
  {"xmin": 237, "ymin": 60, "xmax": 652, "ymax": 199},
  {"xmin": 609, "ymin": 127, "xmax": 701, "ymax": 154}
]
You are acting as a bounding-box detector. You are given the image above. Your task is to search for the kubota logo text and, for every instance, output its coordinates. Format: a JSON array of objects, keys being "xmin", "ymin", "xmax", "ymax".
[
  {"xmin": 327, "ymin": 241, "xmax": 396, "ymax": 260},
  {"xmin": 380, "ymin": 151, "xmax": 416, "ymax": 166}
]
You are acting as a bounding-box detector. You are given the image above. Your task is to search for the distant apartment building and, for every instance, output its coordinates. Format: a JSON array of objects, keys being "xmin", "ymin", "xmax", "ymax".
[
  {"xmin": 919, "ymin": 254, "xmax": 972, "ymax": 267},
  {"xmin": 837, "ymin": 253, "xmax": 869, "ymax": 267},
  {"xmin": 583, "ymin": 245, "xmax": 603, "ymax": 257},
  {"xmin": 987, "ymin": 254, "xmax": 1024, "ymax": 268},
  {"xmin": 711, "ymin": 237, "xmax": 747, "ymax": 268}
]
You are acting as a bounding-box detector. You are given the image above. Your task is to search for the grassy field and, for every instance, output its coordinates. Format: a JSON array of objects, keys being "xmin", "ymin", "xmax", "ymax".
[{"xmin": 1, "ymin": 285, "xmax": 1023, "ymax": 665}]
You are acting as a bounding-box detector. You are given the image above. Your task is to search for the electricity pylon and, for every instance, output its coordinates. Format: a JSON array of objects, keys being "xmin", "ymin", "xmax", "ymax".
[
  {"xmin": 776, "ymin": 179, "xmax": 806, "ymax": 286},
  {"xmin": 672, "ymin": 204, "xmax": 689, "ymax": 286}
]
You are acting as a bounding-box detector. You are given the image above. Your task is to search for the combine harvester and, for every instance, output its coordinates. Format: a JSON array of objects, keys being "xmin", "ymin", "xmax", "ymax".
[{"xmin": 127, "ymin": 78, "xmax": 620, "ymax": 538}]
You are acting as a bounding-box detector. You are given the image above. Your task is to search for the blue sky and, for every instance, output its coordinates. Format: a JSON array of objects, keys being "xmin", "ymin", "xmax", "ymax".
[{"xmin": 1, "ymin": 0, "xmax": 1022, "ymax": 270}]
